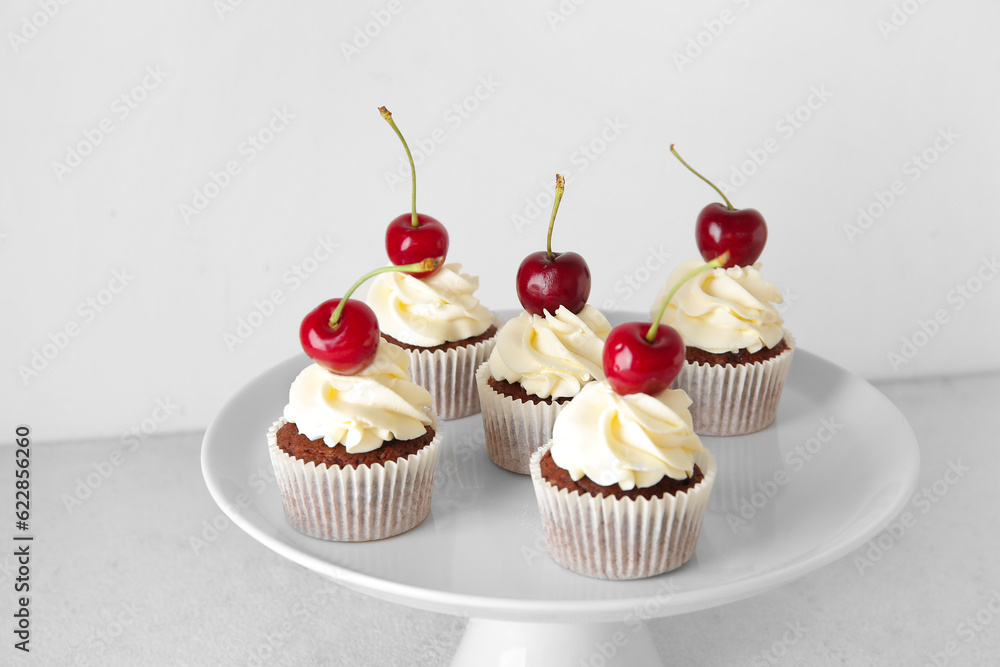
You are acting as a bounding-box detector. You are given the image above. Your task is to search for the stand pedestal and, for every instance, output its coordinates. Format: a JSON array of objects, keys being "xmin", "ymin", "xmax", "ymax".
[{"xmin": 452, "ymin": 618, "xmax": 662, "ymax": 667}]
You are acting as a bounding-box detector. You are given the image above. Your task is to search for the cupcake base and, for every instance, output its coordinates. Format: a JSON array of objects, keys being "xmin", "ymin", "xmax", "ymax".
[
  {"xmin": 675, "ymin": 331, "xmax": 795, "ymax": 436},
  {"xmin": 476, "ymin": 362, "xmax": 567, "ymax": 475},
  {"xmin": 267, "ymin": 416, "xmax": 440, "ymax": 542},
  {"xmin": 529, "ymin": 442, "xmax": 716, "ymax": 580},
  {"xmin": 386, "ymin": 316, "xmax": 501, "ymax": 421}
]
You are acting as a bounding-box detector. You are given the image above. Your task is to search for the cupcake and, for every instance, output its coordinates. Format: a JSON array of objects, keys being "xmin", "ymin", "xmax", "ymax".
[
  {"xmin": 529, "ymin": 380, "xmax": 716, "ymax": 579},
  {"xmin": 367, "ymin": 107, "xmax": 501, "ymax": 420},
  {"xmin": 365, "ymin": 262, "xmax": 500, "ymax": 420},
  {"xmin": 476, "ymin": 305, "xmax": 610, "ymax": 474},
  {"xmin": 268, "ymin": 340, "xmax": 440, "ymax": 541},
  {"xmin": 650, "ymin": 259, "xmax": 794, "ymax": 435}
]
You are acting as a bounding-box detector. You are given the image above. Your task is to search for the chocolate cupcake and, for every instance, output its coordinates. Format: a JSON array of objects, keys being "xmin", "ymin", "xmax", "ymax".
[
  {"xmin": 476, "ymin": 305, "xmax": 610, "ymax": 474},
  {"xmin": 267, "ymin": 341, "xmax": 440, "ymax": 541},
  {"xmin": 529, "ymin": 381, "xmax": 716, "ymax": 579},
  {"xmin": 652, "ymin": 259, "xmax": 794, "ymax": 436},
  {"xmin": 366, "ymin": 263, "xmax": 500, "ymax": 420}
]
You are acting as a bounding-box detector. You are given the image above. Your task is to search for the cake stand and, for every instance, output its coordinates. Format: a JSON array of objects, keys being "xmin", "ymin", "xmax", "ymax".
[{"xmin": 202, "ymin": 313, "xmax": 920, "ymax": 667}]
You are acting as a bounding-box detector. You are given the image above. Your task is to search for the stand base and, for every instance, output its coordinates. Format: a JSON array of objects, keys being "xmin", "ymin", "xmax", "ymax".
[{"xmin": 451, "ymin": 618, "xmax": 663, "ymax": 667}]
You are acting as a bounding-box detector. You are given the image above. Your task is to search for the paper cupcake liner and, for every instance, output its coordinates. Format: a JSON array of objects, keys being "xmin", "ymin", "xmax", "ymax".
[
  {"xmin": 402, "ymin": 315, "xmax": 502, "ymax": 421},
  {"xmin": 266, "ymin": 415, "xmax": 440, "ymax": 542},
  {"xmin": 529, "ymin": 443, "xmax": 716, "ymax": 580},
  {"xmin": 475, "ymin": 362, "xmax": 567, "ymax": 475},
  {"xmin": 674, "ymin": 330, "xmax": 795, "ymax": 436}
]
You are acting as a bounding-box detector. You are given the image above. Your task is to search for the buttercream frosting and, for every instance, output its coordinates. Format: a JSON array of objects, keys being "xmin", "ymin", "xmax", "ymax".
[
  {"xmin": 488, "ymin": 305, "xmax": 610, "ymax": 400},
  {"xmin": 650, "ymin": 259, "xmax": 784, "ymax": 354},
  {"xmin": 283, "ymin": 341, "xmax": 433, "ymax": 454},
  {"xmin": 366, "ymin": 263, "xmax": 492, "ymax": 347},
  {"xmin": 549, "ymin": 381, "xmax": 704, "ymax": 490}
]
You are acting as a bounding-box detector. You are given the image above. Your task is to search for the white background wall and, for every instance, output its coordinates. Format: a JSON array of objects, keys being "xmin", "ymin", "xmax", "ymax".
[{"xmin": 3, "ymin": 0, "xmax": 998, "ymax": 444}]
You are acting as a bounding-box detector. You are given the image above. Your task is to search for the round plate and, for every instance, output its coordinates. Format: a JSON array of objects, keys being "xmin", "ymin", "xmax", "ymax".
[{"xmin": 201, "ymin": 311, "xmax": 919, "ymax": 623}]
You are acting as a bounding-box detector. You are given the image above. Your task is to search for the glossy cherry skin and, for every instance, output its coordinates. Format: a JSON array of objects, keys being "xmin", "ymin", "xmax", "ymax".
[
  {"xmin": 515, "ymin": 251, "xmax": 591, "ymax": 316},
  {"xmin": 385, "ymin": 213, "xmax": 448, "ymax": 278},
  {"xmin": 603, "ymin": 322, "xmax": 685, "ymax": 396},
  {"xmin": 299, "ymin": 298, "xmax": 380, "ymax": 375},
  {"xmin": 695, "ymin": 203, "xmax": 767, "ymax": 267}
]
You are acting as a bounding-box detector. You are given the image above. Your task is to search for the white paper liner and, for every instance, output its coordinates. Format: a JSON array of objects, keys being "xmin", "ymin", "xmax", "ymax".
[
  {"xmin": 475, "ymin": 361, "xmax": 568, "ymax": 475},
  {"xmin": 529, "ymin": 443, "xmax": 716, "ymax": 580},
  {"xmin": 266, "ymin": 414, "xmax": 440, "ymax": 542},
  {"xmin": 397, "ymin": 314, "xmax": 502, "ymax": 421},
  {"xmin": 674, "ymin": 330, "xmax": 795, "ymax": 436}
]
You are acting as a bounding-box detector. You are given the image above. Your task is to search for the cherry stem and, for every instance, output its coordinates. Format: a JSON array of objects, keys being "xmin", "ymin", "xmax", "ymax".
[
  {"xmin": 329, "ymin": 258, "xmax": 440, "ymax": 327},
  {"xmin": 380, "ymin": 106, "xmax": 419, "ymax": 228},
  {"xmin": 669, "ymin": 144, "xmax": 735, "ymax": 211},
  {"xmin": 645, "ymin": 251, "xmax": 730, "ymax": 343},
  {"xmin": 546, "ymin": 174, "xmax": 566, "ymax": 260}
]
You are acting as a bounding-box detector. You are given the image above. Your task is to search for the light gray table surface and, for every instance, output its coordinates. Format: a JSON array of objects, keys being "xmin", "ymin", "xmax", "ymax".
[{"xmin": 5, "ymin": 371, "xmax": 998, "ymax": 666}]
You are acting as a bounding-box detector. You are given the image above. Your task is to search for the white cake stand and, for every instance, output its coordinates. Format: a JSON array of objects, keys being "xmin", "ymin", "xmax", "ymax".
[{"xmin": 202, "ymin": 316, "xmax": 919, "ymax": 667}]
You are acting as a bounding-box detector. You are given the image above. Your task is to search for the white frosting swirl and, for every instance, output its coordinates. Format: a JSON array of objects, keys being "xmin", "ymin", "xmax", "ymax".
[
  {"xmin": 283, "ymin": 341, "xmax": 433, "ymax": 454},
  {"xmin": 365, "ymin": 263, "xmax": 493, "ymax": 347},
  {"xmin": 488, "ymin": 305, "xmax": 611, "ymax": 400},
  {"xmin": 549, "ymin": 381, "xmax": 704, "ymax": 490},
  {"xmin": 650, "ymin": 259, "xmax": 784, "ymax": 354}
]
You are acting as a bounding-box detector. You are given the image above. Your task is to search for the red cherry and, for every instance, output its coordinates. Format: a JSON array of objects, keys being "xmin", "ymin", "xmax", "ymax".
[
  {"xmin": 515, "ymin": 174, "xmax": 592, "ymax": 315},
  {"xmin": 299, "ymin": 298, "xmax": 380, "ymax": 375},
  {"xmin": 385, "ymin": 212, "xmax": 449, "ymax": 279},
  {"xmin": 603, "ymin": 252, "xmax": 729, "ymax": 395},
  {"xmin": 671, "ymin": 145, "xmax": 767, "ymax": 267},
  {"xmin": 298, "ymin": 258, "xmax": 440, "ymax": 374},
  {"xmin": 603, "ymin": 322, "xmax": 685, "ymax": 395},
  {"xmin": 516, "ymin": 251, "xmax": 591, "ymax": 316},
  {"xmin": 696, "ymin": 203, "xmax": 767, "ymax": 267},
  {"xmin": 380, "ymin": 106, "xmax": 447, "ymax": 278}
]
